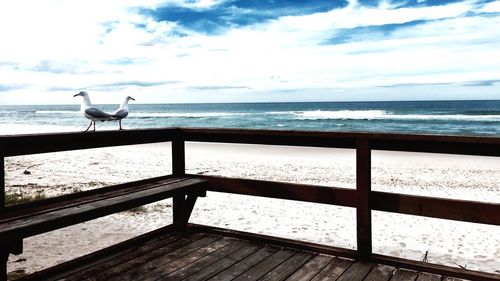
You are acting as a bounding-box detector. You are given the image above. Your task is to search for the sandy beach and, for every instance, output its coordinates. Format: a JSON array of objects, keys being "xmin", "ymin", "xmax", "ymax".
[{"xmin": 4, "ymin": 142, "xmax": 500, "ymax": 276}]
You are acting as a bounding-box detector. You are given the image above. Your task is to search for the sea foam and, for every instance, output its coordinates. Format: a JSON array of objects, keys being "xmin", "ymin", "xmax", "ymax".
[{"xmin": 291, "ymin": 110, "xmax": 500, "ymax": 122}]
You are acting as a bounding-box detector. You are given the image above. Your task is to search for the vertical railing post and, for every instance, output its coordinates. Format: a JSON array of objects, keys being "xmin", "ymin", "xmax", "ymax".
[
  {"xmin": 172, "ymin": 132, "xmax": 187, "ymax": 231},
  {"xmin": 356, "ymin": 138, "xmax": 372, "ymax": 260},
  {"xmin": 0, "ymin": 146, "xmax": 7, "ymax": 281},
  {"xmin": 172, "ymin": 137, "xmax": 185, "ymax": 176},
  {"xmin": 0, "ymin": 153, "xmax": 4, "ymax": 210}
]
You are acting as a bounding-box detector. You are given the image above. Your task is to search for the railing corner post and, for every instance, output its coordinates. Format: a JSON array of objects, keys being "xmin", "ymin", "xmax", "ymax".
[
  {"xmin": 356, "ymin": 138, "xmax": 372, "ymax": 260},
  {"xmin": 172, "ymin": 138, "xmax": 185, "ymax": 176},
  {"xmin": 0, "ymin": 147, "xmax": 4, "ymax": 210}
]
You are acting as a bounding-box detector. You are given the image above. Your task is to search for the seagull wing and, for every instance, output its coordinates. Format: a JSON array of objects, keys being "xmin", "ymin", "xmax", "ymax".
[
  {"xmin": 85, "ymin": 107, "xmax": 112, "ymax": 121},
  {"xmin": 111, "ymin": 109, "xmax": 129, "ymax": 120}
]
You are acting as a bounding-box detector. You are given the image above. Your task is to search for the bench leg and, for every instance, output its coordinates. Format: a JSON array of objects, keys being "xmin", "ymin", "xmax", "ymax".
[
  {"xmin": 173, "ymin": 194, "xmax": 200, "ymax": 232},
  {"xmin": 173, "ymin": 195, "xmax": 186, "ymax": 231},
  {"xmin": 0, "ymin": 250, "xmax": 8, "ymax": 281},
  {"xmin": 0, "ymin": 239, "xmax": 23, "ymax": 281},
  {"xmin": 0, "ymin": 240, "xmax": 22, "ymax": 281}
]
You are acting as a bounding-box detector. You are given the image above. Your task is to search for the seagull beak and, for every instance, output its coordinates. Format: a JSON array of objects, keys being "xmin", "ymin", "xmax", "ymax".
[
  {"xmin": 74, "ymin": 91, "xmax": 87, "ymax": 97},
  {"xmin": 130, "ymin": 97, "xmax": 136, "ymax": 101}
]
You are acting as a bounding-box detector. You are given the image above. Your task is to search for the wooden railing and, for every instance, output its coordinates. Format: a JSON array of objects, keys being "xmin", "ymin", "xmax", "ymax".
[
  {"xmin": 1, "ymin": 128, "xmax": 499, "ymax": 280},
  {"xmin": 179, "ymin": 129, "xmax": 500, "ymax": 263}
]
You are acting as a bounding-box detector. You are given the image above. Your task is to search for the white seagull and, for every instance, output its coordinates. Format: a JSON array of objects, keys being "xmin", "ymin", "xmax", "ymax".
[
  {"xmin": 73, "ymin": 91, "xmax": 112, "ymax": 131},
  {"xmin": 111, "ymin": 96, "xmax": 135, "ymax": 130}
]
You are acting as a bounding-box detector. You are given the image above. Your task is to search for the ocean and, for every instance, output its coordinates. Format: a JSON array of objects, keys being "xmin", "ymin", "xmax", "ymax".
[{"xmin": 1, "ymin": 100, "xmax": 500, "ymax": 136}]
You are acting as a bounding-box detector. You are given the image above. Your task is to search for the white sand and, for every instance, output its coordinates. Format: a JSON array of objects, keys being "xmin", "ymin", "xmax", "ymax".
[{"xmin": 5, "ymin": 142, "xmax": 500, "ymax": 275}]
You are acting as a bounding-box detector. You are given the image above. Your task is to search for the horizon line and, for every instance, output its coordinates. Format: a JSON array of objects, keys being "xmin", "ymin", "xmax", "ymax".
[{"xmin": 2, "ymin": 98, "xmax": 500, "ymax": 106}]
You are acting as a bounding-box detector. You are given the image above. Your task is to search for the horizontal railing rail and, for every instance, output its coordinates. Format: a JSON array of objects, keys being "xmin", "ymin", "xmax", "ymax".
[
  {"xmin": 191, "ymin": 175, "xmax": 500, "ymax": 226},
  {"xmin": 0, "ymin": 128, "xmax": 179, "ymax": 157},
  {"xmin": 1, "ymin": 127, "xmax": 499, "ymax": 280},
  {"xmin": 2, "ymin": 127, "xmax": 500, "ymax": 156},
  {"xmin": 192, "ymin": 175, "xmax": 358, "ymax": 207},
  {"xmin": 181, "ymin": 128, "xmax": 500, "ymax": 156}
]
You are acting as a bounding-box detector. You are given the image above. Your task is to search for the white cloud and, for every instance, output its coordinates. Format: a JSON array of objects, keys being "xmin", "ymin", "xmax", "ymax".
[
  {"xmin": 0, "ymin": 0, "xmax": 499, "ymax": 104},
  {"xmin": 479, "ymin": 1, "xmax": 500, "ymax": 12},
  {"xmin": 166, "ymin": 0, "xmax": 500, "ymax": 91}
]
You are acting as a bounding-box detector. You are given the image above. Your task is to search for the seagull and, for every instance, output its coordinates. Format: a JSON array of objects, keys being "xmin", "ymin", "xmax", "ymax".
[
  {"xmin": 111, "ymin": 96, "xmax": 135, "ymax": 130},
  {"xmin": 73, "ymin": 91, "xmax": 112, "ymax": 132}
]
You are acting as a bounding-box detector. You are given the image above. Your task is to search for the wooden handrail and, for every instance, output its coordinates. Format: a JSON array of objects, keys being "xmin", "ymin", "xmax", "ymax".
[
  {"xmin": 0, "ymin": 128, "xmax": 179, "ymax": 157},
  {"xmin": 1, "ymin": 127, "xmax": 500, "ymax": 156},
  {"xmin": 180, "ymin": 128, "xmax": 500, "ymax": 156}
]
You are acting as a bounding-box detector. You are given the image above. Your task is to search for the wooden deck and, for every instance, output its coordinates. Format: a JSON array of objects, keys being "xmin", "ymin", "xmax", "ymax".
[{"xmin": 18, "ymin": 227, "xmax": 467, "ymax": 281}]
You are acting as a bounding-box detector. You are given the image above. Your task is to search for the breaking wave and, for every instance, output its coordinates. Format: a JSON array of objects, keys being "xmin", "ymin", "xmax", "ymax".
[{"xmin": 289, "ymin": 110, "xmax": 500, "ymax": 122}]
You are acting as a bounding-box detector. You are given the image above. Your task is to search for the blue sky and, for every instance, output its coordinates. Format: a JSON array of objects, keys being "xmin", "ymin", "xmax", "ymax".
[{"xmin": 0, "ymin": 0, "xmax": 499, "ymax": 104}]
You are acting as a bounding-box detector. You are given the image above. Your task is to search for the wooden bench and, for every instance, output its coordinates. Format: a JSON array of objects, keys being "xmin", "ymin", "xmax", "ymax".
[{"xmin": 0, "ymin": 176, "xmax": 207, "ymax": 280}]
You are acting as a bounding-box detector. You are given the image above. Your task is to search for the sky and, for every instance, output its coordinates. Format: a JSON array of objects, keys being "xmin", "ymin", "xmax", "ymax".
[{"xmin": 0, "ymin": 0, "xmax": 500, "ymax": 105}]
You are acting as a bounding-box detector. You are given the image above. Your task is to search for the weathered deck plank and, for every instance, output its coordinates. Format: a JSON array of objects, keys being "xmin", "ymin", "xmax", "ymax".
[
  {"xmin": 285, "ymin": 254, "xmax": 335, "ymax": 281},
  {"xmin": 96, "ymin": 235, "xmax": 221, "ymax": 281},
  {"xmin": 179, "ymin": 243, "xmax": 263, "ymax": 281},
  {"xmin": 363, "ymin": 265, "xmax": 396, "ymax": 281},
  {"xmin": 233, "ymin": 248, "xmax": 297, "ymax": 280},
  {"xmin": 260, "ymin": 252, "xmax": 314, "ymax": 281},
  {"xmin": 208, "ymin": 245, "xmax": 280, "ymax": 281},
  {"xmin": 311, "ymin": 257, "xmax": 353, "ymax": 281},
  {"xmin": 391, "ymin": 268, "xmax": 419, "ymax": 281},
  {"xmin": 136, "ymin": 237, "xmax": 236, "ymax": 281},
  {"xmin": 59, "ymin": 231, "xmax": 183, "ymax": 281},
  {"xmin": 157, "ymin": 240, "xmax": 250, "ymax": 281},
  {"xmin": 336, "ymin": 261, "xmax": 373, "ymax": 281},
  {"xmin": 416, "ymin": 272, "xmax": 443, "ymax": 281}
]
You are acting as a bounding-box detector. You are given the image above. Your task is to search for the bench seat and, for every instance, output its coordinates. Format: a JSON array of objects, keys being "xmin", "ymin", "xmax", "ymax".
[{"xmin": 0, "ymin": 176, "xmax": 206, "ymax": 246}]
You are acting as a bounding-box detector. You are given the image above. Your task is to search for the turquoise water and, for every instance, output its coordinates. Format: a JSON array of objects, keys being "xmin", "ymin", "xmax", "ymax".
[{"xmin": 1, "ymin": 100, "xmax": 500, "ymax": 136}]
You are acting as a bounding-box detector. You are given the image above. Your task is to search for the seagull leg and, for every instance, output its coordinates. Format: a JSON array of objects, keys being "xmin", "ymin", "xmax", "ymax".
[
  {"xmin": 119, "ymin": 120, "xmax": 123, "ymax": 130},
  {"xmin": 84, "ymin": 121, "xmax": 92, "ymax": 132},
  {"xmin": 93, "ymin": 121, "xmax": 96, "ymax": 131}
]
